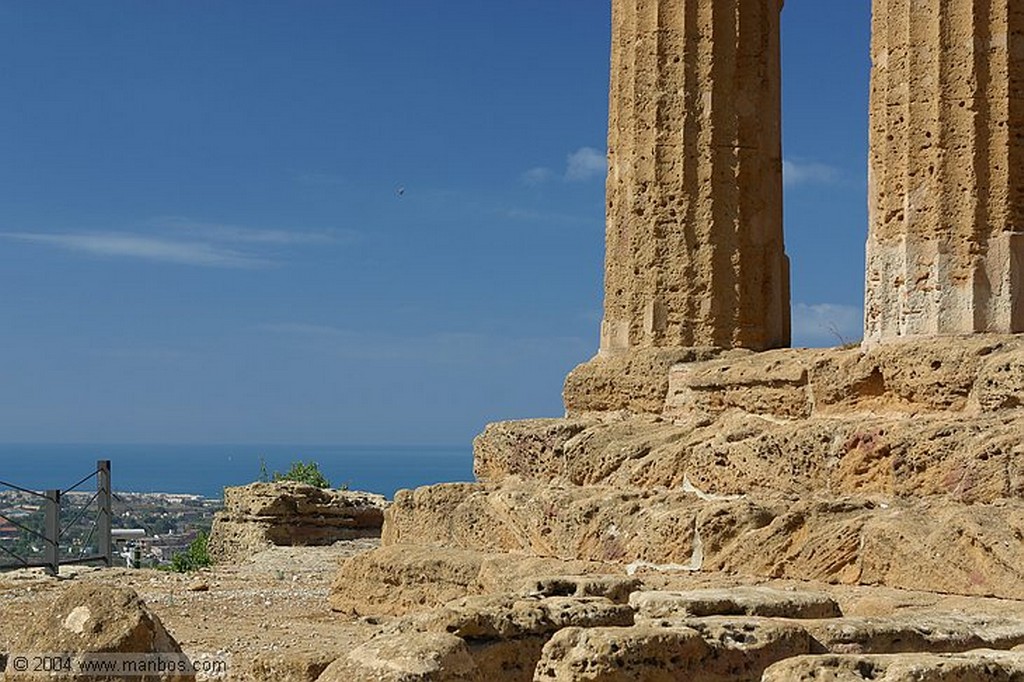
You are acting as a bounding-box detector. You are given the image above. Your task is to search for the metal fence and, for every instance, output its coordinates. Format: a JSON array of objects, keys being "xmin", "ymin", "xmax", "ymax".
[{"xmin": 0, "ymin": 460, "xmax": 112, "ymax": 575}]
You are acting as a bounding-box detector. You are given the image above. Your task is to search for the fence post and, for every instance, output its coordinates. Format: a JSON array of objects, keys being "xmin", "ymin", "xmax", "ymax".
[
  {"xmin": 44, "ymin": 489, "xmax": 60, "ymax": 576},
  {"xmin": 97, "ymin": 460, "xmax": 112, "ymax": 567}
]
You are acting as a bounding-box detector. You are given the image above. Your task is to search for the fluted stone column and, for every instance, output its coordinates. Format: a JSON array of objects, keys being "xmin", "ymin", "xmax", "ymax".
[
  {"xmin": 599, "ymin": 0, "xmax": 790, "ymax": 355},
  {"xmin": 864, "ymin": 0, "xmax": 1024, "ymax": 342}
]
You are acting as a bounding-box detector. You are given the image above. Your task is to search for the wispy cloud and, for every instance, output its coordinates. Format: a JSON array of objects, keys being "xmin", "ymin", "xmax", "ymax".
[
  {"xmin": 0, "ymin": 232, "xmax": 269, "ymax": 268},
  {"xmin": 1, "ymin": 216, "xmax": 351, "ymax": 269},
  {"xmin": 783, "ymin": 159, "xmax": 841, "ymax": 188},
  {"xmin": 521, "ymin": 167, "xmax": 554, "ymax": 186},
  {"xmin": 791, "ymin": 302, "xmax": 863, "ymax": 347},
  {"xmin": 565, "ymin": 147, "xmax": 607, "ymax": 182},
  {"xmin": 521, "ymin": 146, "xmax": 607, "ymax": 185},
  {"xmin": 150, "ymin": 216, "xmax": 343, "ymax": 245}
]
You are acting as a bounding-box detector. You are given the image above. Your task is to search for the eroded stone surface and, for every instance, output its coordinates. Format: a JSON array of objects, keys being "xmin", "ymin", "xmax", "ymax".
[
  {"xmin": 421, "ymin": 595, "xmax": 634, "ymax": 640},
  {"xmin": 533, "ymin": 626, "xmax": 708, "ymax": 682},
  {"xmin": 481, "ymin": 338, "xmax": 1024, "ymax": 504},
  {"xmin": 534, "ymin": 620, "xmax": 811, "ymax": 682},
  {"xmin": 329, "ymin": 544, "xmax": 619, "ymax": 616},
  {"xmin": 562, "ymin": 347, "xmax": 745, "ymax": 415},
  {"xmin": 518, "ymin": 575, "xmax": 641, "ymax": 604},
  {"xmin": 864, "ymin": 0, "xmax": 1024, "ymax": 341},
  {"xmin": 598, "ymin": 0, "xmax": 789, "ymax": 355},
  {"xmin": 762, "ymin": 650, "xmax": 1024, "ymax": 681},
  {"xmin": 315, "ymin": 632, "xmax": 477, "ymax": 682},
  {"xmin": 630, "ymin": 587, "xmax": 841, "ymax": 621},
  {"xmin": 5, "ymin": 583, "xmax": 188, "ymax": 682},
  {"xmin": 209, "ymin": 481, "xmax": 387, "ymax": 563},
  {"xmin": 380, "ymin": 484, "xmax": 1024, "ymax": 600},
  {"xmin": 800, "ymin": 614, "xmax": 1024, "ymax": 655}
]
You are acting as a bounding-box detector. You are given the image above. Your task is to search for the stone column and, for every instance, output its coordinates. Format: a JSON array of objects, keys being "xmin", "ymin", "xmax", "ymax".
[
  {"xmin": 864, "ymin": 0, "xmax": 1024, "ymax": 342},
  {"xmin": 599, "ymin": 0, "xmax": 790, "ymax": 355}
]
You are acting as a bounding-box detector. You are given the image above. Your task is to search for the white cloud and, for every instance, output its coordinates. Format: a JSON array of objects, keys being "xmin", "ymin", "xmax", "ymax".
[
  {"xmin": 791, "ymin": 302, "xmax": 863, "ymax": 347},
  {"xmin": 1, "ymin": 215, "xmax": 351, "ymax": 268},
  {"xmin": 0, "ymin": 232, "xmax": 268, "ymax": 268},
  {"xmin": 521, "ymin": 167, "xmax": 554, "ymax": 186},
  {"xmin": 565, "ymin": 147, "xmax": 607, "ymax": 182},
  {"xmin": 783, "ymin": 159, "xmax": 841, "ymax": 188},
  {"xmin": 150, "ymin": 216, "xmax": 341, "ymax": 245},
  {"xmin": 521, "ymin": 147, "xmax": 607, "ymax": 185}
]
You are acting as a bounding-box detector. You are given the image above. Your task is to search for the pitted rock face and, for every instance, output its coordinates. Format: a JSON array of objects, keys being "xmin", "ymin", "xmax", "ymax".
[
  {"xmin": 599, "ymin": 0, "xmax": 789, "ymax": 354},
  {"xmin": 208, "ymin": 481, "xmax": 388, "ymax": 563},
  {"xmin": 865, "ymin": 0, "xmax": 1024, "ymax": 341}
]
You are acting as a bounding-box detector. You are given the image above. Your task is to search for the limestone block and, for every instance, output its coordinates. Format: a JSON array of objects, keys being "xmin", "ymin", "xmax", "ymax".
[
  {"xmin": 762, "ymin": 650, "xmax": 1024, "ymax": 681},
  {"xmin": 330, "ymin": 544, "xmax": 619, "ymax": 617},
  {"xmin": 381, "ymin": 481, "xmax": 770, "ymax": 567},
  {"xmin": 475, "ymin": 555, "xmax": 623, "ymax": 598},
  {"xmin": 562, "ymin": 348, "xmax": 741, "ymax": 415},
  {"xmin": 630, "ymin": 587, "xmax": 840, "ymax": 621},
  {"xmin": 534, "ymin": 620, "xmax": 811, "ymax": 682},
  {"xmin": 385, "ymin": 593, "xmax": 634, "ymax": 682},
  {"xmin": 665, "ymin": 349, "xmax": 812, "ymax": 419},
  {"xmin": 473, "ymin": 408, "xmax": 1024, "ymax": 503},
  {"xmin": 517, "ymin": 575, "xmax": 642, "ymax": 604},
  {"xmin": 315, "ymin": 632, "xmax": 477, "ymax": 682},
  {"xmin": 801, "ymin": 614, "xmax": 1024, "ymax": 655},
  {"xmin": 209, "ymin": 481, "xmax": 387, "ymax": 563},
  {"xmin": 330, "ymin": 545, "xmax": 487, "ymax": 616},
  {"xmin": 5, "ymin": 583, "xmax": 189, "ymax": 682},
  {"xmin": 711, "ymin": 497, "xmax": 1024, "ymax": 600},
  {"xmin": 380, "ymin": 482, "xmax": 1024, "ymax": 600},
  {"xmin": 473, "ymin": 419, "xmax": 596, "ymax": 484},
  {"xmin": 246, "ymin": 651, "xmax": 335, "ymax": 682},
  {"xmin": 533, "ymin": 626, "xmax": 709, "ymax": 682},
  {"xmin": 422, "ymin": 595, "xmax": 634, "ymax": 640}
]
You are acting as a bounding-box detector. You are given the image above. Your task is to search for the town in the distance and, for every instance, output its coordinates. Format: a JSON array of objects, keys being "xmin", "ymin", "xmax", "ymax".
[{"xmin": 0, "ymin": 489, "xmax": 219, "ymax": 569}]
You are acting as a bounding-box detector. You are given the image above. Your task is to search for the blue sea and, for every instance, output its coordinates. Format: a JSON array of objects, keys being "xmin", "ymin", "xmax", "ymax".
[{"xmin": 0, "ymin": 444, "xmax": 475, "ymax": 499}]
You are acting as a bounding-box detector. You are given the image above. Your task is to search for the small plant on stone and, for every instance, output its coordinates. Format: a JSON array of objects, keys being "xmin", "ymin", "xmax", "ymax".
[{"xmin": 273, "ymin": 460, "xmax": 331, "ymax": 488}]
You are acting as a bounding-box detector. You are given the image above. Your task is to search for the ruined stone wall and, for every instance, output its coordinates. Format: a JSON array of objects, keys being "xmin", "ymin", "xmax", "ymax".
[
  {"xmin": 864, "ymin": 0, "xmax": 1024, "ymax": 342},
  {"xmin": 600, "ymin": 0, "xmax": 790, "ymax": 354}
]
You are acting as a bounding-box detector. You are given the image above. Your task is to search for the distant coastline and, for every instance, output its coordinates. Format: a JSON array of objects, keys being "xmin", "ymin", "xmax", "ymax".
[{"xmin": 0, "ymin": 443, "xmax": 474, "ymax": 499}]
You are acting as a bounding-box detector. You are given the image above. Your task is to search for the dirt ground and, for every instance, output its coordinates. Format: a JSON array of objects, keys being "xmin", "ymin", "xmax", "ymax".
[{"xmin": 0, "ymin": 540, "xmax": 384, "ymax": 681}]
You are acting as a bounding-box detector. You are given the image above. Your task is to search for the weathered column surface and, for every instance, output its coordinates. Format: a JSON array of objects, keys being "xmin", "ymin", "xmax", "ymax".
[
  {"xmin": 864, "ymin": 0, "xmax": 1024, "ymax": 342},
  {"xmin": 599, "ymin": 0, "xmax": 790, "ymax": 355}
]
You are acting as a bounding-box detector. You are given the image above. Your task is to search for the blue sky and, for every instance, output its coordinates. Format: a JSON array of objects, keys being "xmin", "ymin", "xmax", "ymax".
[{"xmin": 0, "ymin": 2, "xmax": 871, "ymax": 445}]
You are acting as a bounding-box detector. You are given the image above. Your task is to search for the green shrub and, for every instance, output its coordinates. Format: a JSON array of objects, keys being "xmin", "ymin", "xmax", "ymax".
[
  {"xmin": 170, "ymin": 531, "xmax": 213, "ymax": 573},
  {"xmin": 273, "ymin": 460, "xmax": 331, "ymax": 488}
]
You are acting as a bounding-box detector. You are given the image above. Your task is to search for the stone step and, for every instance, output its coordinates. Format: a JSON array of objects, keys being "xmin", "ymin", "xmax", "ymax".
[
  {"xmin": 534, "ymin": 622, "xmax": 810, "ymax": 682},
  {"xmin": 329, "ymin": 544, "xmax": 620, "ymax": 616},
  {"xmin": 473, "ymin": 409, "xmax": 1024, "ymax": 503},
  {"xmin": 761, "ymin": 650, "xmax": 1024, "ymax": 681},
  {"xmin": 382, "ymin": 482, "xmax": 1024, "ymax": 600},
  {"xmin": 327, "ymin": 545, "xmax": 1024, "ymax": 682},
  {"xmin": 630, "ymin": 587, "xmax": 841, "ymax": 620}
]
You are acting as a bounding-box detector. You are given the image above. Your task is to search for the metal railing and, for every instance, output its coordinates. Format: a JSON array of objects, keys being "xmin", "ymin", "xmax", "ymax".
[{"xmin": 0, "ymin": 460, "xmax": 112, "ymax": 575}]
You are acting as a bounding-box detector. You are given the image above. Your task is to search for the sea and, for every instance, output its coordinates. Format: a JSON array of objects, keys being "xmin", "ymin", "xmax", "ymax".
[{"xmin": 0, "ymin": 443, "xmax": 475, "ymax": 500}]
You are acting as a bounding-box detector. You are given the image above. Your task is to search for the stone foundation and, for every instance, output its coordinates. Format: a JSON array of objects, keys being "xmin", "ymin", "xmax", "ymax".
[{"xmin": 209, "ymin": 482, "xmax": 387, "ymax": 563}]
